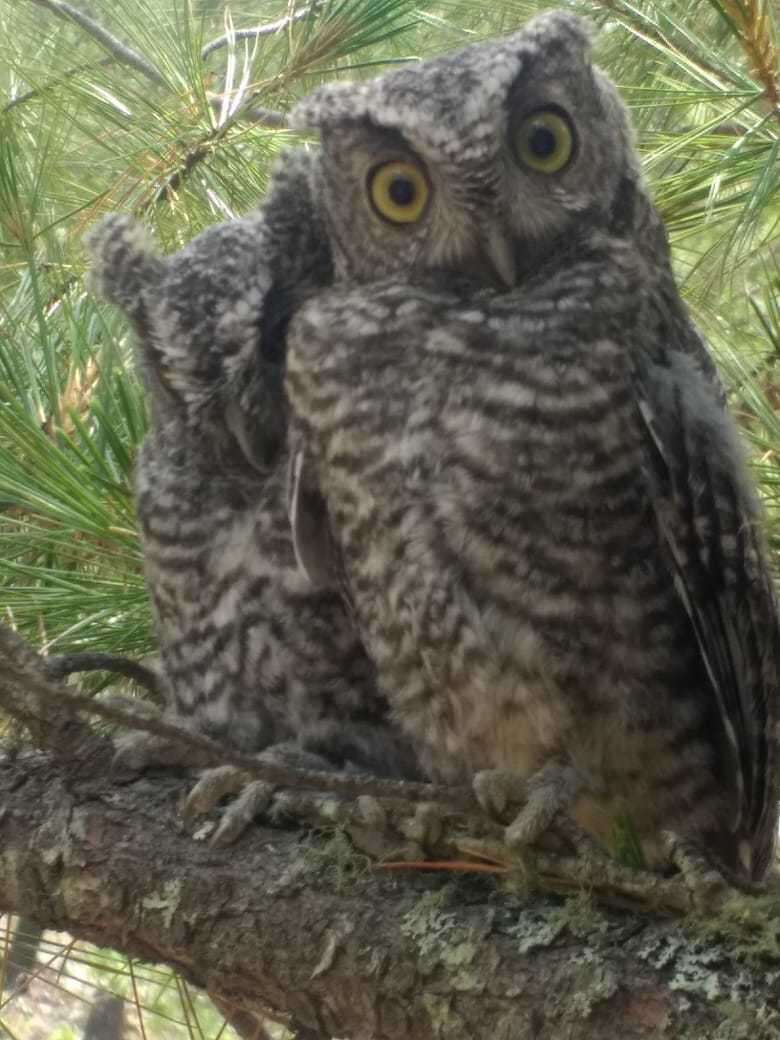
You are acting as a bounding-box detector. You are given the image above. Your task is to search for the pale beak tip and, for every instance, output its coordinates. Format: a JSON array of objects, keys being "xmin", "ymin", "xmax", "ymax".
[{"xmin": 483, "ymin": 226, "xmax": 516, "ymax": 289}]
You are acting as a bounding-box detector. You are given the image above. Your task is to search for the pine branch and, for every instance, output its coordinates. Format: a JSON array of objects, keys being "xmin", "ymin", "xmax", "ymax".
[
  {"xmin": 593, "ymin": 0, "xmax": 764, "ymax": 97},
  {"xmin": 2, "ymin": 57, "xmax": 112, "ymax": 112},
  {"xmin": 43, "ymin": 652, "xmax": 163, "ymax": 701},
  {"xmin": 8, "ymin": 0, "xmax": 296, "ymax": 127},
  {"xmin": 22, "ymin": 0, "xmax": 166, "ymax": 86},
  {"xmin": 716, "ymin": 0, "xmax": 780, "ymax": 116}
]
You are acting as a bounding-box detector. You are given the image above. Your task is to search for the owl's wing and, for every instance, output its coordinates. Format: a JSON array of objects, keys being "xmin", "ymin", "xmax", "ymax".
[{"xmin": 634, "ymin": 350, "xmax": 779, "ymax": 875}]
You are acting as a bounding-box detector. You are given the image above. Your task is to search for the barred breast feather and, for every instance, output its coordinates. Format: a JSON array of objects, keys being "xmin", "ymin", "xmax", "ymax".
[{"xmin": 286, "ymin": 245, "xmax": 778, "ymax": 880}]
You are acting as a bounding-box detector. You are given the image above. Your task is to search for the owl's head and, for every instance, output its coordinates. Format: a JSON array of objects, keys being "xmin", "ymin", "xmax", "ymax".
[
  {"xmin": 86, "ymin": 149, "xmax": 332, "ymax": 471},
  {"xmin": 292, "ymin": 11, "xmax": 653, "ymax": 287}
]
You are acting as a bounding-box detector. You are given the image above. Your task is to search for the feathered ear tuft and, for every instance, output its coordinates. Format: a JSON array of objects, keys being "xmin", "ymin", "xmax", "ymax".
[
  {"xmin": 84, "ymin": 214, "xmax": 164, "ymax": 323},
  {"xmin": 519, "ymin": 10, "xmax": 594, "ymax": 62},
  {"xmin": 290, "ymin": 81, "xmax": 372, "ymax": 132}
]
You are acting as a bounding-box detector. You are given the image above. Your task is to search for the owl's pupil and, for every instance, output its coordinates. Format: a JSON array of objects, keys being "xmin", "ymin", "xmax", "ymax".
[
  {"xmin": 389, "ymin": 176, "xmax": 415, "ymax": 206},
  {"xmin": 529, "ymin": 125, "xmax": 557, "ymax": 158}
]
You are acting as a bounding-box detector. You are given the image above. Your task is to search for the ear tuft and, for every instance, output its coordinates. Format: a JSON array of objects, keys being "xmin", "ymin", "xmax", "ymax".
[
  {"xmin": 519, "ymin": 10, "xmax": 594, "ymax": 63},
  {"xmin": 85, "ymin": 214, "xmax": 164, "ymax": 322},
  {"xmin": 290, "ymin": 82, "xmax": 370, "ymax": 132}
]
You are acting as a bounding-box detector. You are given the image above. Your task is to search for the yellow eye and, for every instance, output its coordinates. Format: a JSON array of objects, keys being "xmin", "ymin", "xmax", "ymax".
[
  {"xmin": 368, "ymin": 161, "xmax": 430, "ymax": 224},
  {"xmin": 514, "ymin": 109, "xmax": 575, "ymax": 174}
]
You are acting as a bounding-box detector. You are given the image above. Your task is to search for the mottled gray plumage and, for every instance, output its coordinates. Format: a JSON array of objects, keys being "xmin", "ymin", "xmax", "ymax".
[
  {"xmin": 86, "ymin": 151, "xmax": 419, "ymax": 784},
  {"xmin": 285, "ymin": 11, "xmax": 779, "ymax": 880}
]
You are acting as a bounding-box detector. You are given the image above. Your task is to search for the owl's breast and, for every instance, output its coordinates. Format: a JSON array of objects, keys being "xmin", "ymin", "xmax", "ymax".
[{"xmin": 287, "ymin": 284, "xmax": 708, "ymax": 790}]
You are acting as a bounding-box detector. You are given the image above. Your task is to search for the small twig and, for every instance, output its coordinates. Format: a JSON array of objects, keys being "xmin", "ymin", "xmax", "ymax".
[
  {"xmin": 0, "ymin": 621, "xmax": 474, "ymax": 810},
  {"xmin": 44, "ymin": 652, "xmax": 163, "ymax": 700},
  {"xmin": 3, "ymin": 57, "xmax": 113, "ymax": 112},
  {"xmin": 24, "ymin": 0, "xmax": 166, "ymax": 87},
  {"xmin": 146, "ymin": 142, "xmax": 214, "ymax": 209},
  {"xmin": 243, "ymin": 106, "xmax": 288, "ymax": 128},
  {"xmin": 207, "ymin": 97, "xmax": 289, "ymax": 129},
  {"xmin": 0, "ymin": 625, "xmax": 93, "ymax": 755},
  {"xmin": 201, "ymin": 7, "xmax": 315, "ymax": 60},
  {"xmin": 377, "ymin": 860, "xmax": 509, "ymax": 874}
]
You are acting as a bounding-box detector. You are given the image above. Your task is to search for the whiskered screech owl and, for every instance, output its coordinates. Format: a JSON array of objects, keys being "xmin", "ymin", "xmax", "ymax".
[
  {"xmin": 284, "ymin": 11, "xmax": 779, "ymax": 881},
  {"xmin": 86, "ymin": 149, "xmax": 421, "ymax": 823}
]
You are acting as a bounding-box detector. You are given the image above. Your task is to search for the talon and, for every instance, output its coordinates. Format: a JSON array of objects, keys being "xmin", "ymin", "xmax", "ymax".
[
  {"xmin": 475, "ymin": 762, "xmax": 585, "ymax": 852},
  {"xmin": 209, "ymin": 781, "xmax": 274, "ymax": 847},
  {"xmin": 504, "ymin": 786, "xmax": 561, "ymax": 849},
  {"xmin": 183, "ymin": 765, "xmax": 253, "ymax": 821},
  {"xmin": 662, "ymin": 831, "xmax": 731, "ymax": 909}
]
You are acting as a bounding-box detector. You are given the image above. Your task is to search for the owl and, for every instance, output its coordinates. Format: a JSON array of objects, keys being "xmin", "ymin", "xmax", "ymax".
[
  {"xmin": 284, "ymin": 11, "xmax": 779, "ymax": 882},
  {"xmin": 86, "ymin": 149, "xmax": 421, "ymax": 841}
]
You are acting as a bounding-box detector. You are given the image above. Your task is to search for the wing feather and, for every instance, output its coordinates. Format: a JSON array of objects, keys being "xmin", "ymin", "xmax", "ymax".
[{"xmin": 634, "ymin": 352, "xmax": 778, "ymax": 876}]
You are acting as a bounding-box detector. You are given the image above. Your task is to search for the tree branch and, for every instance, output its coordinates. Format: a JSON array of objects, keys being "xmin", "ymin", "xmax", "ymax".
[
  {"xmin": 43, "ymin": 652, "xmax": 164, "ymax": 702},
  {"xmin": 0, "ymin": 621, "xmax": 474, "ymax": 808},
  {"xmin": 10, "ymin": 0, "xmax": 299, "ymax": 128},
  {"xmin": 1, "ymin": 746, "xmax": 779, "ymax": 1039},
  {"xmin": 200, "ymin": 7, "xmax": 316, "ymax": 60},
  {"xmin": 23, "ymin": 0, "xmax": 166, "ymax": 86},
  {"xmin": 0, "ymin": 619, "xmax": 763, "ymax": 923}
]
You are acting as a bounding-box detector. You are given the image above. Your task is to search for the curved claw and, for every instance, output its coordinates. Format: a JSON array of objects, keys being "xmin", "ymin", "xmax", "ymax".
[
  {"xmin": 209, "ymin": 781, "xmax": 276, "ymax": 848},
  {"xmin": 182, "ymin": 765, "xmax": 274, "ymax": 847},
  {"xmin": 182, "ymin": 765, "xmax": 254, "ymax": 821}
]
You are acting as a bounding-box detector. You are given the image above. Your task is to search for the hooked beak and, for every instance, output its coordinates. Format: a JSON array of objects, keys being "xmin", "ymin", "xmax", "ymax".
[{"xmin": 475, "ymin": 222, "xmax": 516, "ymax": 290}]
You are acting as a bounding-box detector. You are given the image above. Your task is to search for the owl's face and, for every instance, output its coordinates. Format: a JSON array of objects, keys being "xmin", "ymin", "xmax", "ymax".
[{"xmin": 292, "ymin": 12, "xmax": 642, "ymax": 288}]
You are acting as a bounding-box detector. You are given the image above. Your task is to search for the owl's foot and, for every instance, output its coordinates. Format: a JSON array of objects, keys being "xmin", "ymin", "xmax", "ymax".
[
  {"xmin": 184, "ymin": 766, "xmax": 274, "ymax": 847},
  {"xmin": 661, "ymin": 831, "xmax": 731, "ymax": 909},
  {"xmin": 110, "ymin": 700, "xmax": 212, "ymax": 779},
  {"xmin": 473, "ymin": 761, "xmax": 584, "ymax": 850},
  {"xmin": 184, "ymin": 747, "xmax": 447, "ymax": 857},
  {"xmin": 183, "ymin": 742, "xmax": 343, "ymax": 847}
]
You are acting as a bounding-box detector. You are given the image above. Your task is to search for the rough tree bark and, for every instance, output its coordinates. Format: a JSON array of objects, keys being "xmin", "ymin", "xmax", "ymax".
[
  {"xmin": 2, "ymin": 743, "xmax": 780, "ymax": 1039},
  {"xmin": 1, "ymin": 625, "xmax": 780, "ymax": 1039}
]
